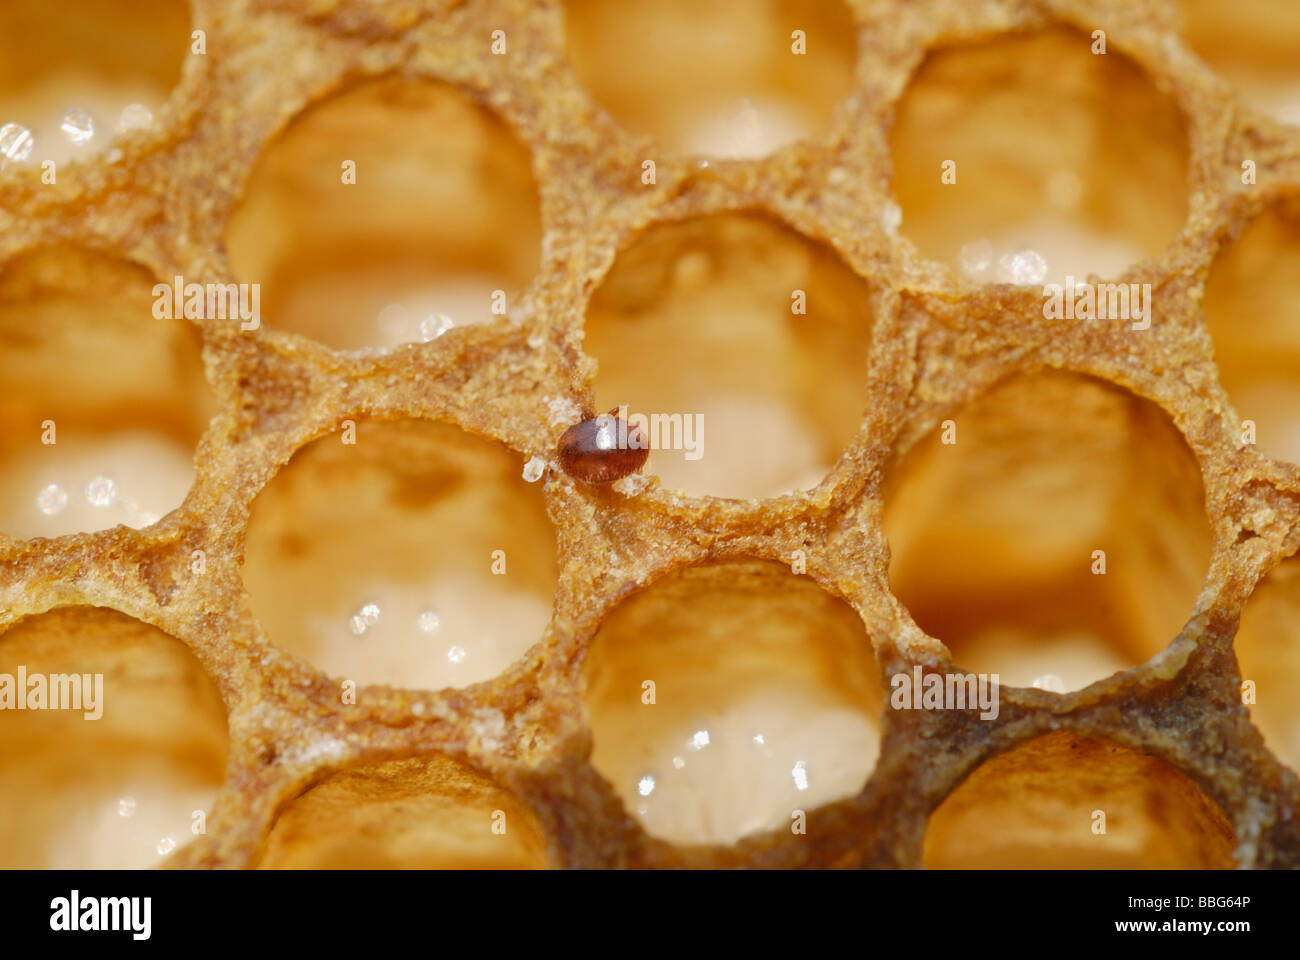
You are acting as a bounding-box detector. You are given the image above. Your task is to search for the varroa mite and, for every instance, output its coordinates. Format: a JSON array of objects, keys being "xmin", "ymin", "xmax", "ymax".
[{"xmin": 558, "ymin": 408, "xmax": 649, "ymax": 483}]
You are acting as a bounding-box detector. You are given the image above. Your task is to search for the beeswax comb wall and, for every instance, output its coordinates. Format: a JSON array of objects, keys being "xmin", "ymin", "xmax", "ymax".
[{"xmin": 0, "ymin": 0, "xmax": 1299, "ymax": 870}]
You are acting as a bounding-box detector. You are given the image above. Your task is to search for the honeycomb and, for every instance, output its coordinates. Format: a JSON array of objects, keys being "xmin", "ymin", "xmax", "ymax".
[{"xmin": 1, "ymin": 0, "xmax": 1299, "ymax": 870}]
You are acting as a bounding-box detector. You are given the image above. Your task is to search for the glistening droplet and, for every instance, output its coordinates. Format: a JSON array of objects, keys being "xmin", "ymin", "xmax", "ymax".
[
  {"xmin": 60, "ymin": 109, "xmax": 95, "ymax": 145},
  {"xmin": 37, "ymin": 484, "xmax": 68, "ymax": 516},
  {"xmin": 420, "ymin": 313, "xmax": 454, "ymax": 341},
  {"xmin": 0, "ymin": 123, "xmax": 34, "ymax": 163},
  {"xmin": 85, "ymin": 476, "xmax": 117, "ymax": 507}
]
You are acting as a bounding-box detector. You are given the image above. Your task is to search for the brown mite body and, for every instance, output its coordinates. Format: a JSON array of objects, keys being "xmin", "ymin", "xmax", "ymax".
[{"xmin": 558, "ymin": 410, "xmax": 649, "ymax": 483}]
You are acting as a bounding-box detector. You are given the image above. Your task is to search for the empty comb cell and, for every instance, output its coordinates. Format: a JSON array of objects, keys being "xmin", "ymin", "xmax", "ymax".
[
  {"xmin": 563, "ymin": 0, "xmax": 857, "ymax": 157},
  {"xmin": 582, "ymin": 561, "xmax": 881, "ymax": 847},
  {"xmin": 0, "ymin": 608, "xmax": 228, "ymax": 869},
  {"xmin": 890, "ymin": 26, "xmax": 1188, "ymax": 285},
  {"xmin": 0, "ymin": 247, "xmax": 213, "ymax": 539},
  {"xmin": 1203, "ymin": 197, "xmax": 1300, "ymax": 465},
  {"xmin": 0, "ymin": 0, "xmax": 187, "ymax": 166}
]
